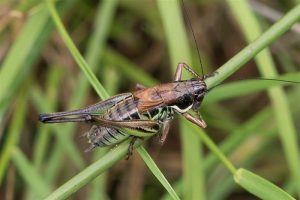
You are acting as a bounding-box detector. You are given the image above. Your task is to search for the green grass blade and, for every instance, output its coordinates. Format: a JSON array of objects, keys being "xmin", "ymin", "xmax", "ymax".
[
  {"xmin": 228, "ymin": 1, "xmax": 300, "ymax": 198},
  {"xmin": 44, "ymin": 137, "xmax": 179, "ymax": 200},
  {"xmin": 234, "ymin": 168, "xmax": 295, "ymax": 200},
  {"xmin": 157, "ymin": 1, "xmax": 206, "ymax": 199},
  {"xmin": 137, "ymin": 147, "xmax": 180, "ymax": 200},
  {"xmin": 44, "ymin": 139, "xmax": 136, "ymax": 200},
  {"xmin": 0, "ymin": 91, "xmax": 27, "ymax": 184},
  {"xmin": 161, "ymin": 181, "xmax": 183, "ymax": 200},
  {"xmin": 12, "ymin": 148, "xmax": 50, "ymax": 198},
  {"xmin": 45, "ymin": 0, "xmax": 109, "ymax": 100}
]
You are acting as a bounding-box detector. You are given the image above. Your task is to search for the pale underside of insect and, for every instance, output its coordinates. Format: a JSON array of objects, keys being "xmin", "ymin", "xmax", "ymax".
[{"xmin": 39, "ymin": 63, "xmax": 208, "ymax": 155}]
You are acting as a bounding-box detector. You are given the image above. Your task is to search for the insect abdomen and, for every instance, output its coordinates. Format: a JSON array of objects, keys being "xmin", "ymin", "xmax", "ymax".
[
  {"xmin": 86, "ymin": 95, "xmax": 161, "ymax": 149},
  {"xmin": 87, "ymin": 126, "xmax": 129, "ymax": 148}
]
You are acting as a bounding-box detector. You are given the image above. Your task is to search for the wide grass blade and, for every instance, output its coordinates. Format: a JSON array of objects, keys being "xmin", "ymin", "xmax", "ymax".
[{"xmin": 234, "ymin": 168, "xmax": 295, "ymax": 200}]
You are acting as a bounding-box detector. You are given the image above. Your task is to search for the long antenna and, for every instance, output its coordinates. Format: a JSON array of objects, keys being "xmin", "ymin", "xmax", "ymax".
[
  {"xmin": 207, "ymin": 78, "xmax": 300, "ymax": 93},
  {"xmin": 180, "ymin": 0, "xmax": 204, "ymax": 79},
  {"xmin": 254, "ymin": 78, "xmax": 300, "ymax": 84}
]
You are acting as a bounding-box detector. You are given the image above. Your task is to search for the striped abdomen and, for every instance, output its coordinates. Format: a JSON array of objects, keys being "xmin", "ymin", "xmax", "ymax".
[{"xmin": 86, "ymin": 95, "xmax": 165, "ymax": 149}]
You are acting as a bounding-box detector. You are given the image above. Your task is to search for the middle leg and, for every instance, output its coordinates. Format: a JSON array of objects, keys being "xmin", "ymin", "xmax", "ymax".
[{"xmin": 174, "ymin": 63, "xmax": 202, "ymax": 81}]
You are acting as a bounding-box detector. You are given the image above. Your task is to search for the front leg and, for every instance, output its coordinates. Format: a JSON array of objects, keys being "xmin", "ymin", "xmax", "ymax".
[{"xmin": 182, "ymin": 112, "xmax": 207, "ymax": 128}]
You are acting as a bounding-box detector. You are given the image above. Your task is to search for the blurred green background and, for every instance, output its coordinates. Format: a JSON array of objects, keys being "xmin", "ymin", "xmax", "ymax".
[{"xmin": 0, "ymin": 0, "xmax": 300, "ymax": 199}]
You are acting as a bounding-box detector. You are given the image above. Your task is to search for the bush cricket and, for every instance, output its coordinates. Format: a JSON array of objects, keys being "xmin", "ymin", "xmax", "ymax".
[{"xmin": 39, "ymin": 63, "xmax": 210, "ymax": 157}]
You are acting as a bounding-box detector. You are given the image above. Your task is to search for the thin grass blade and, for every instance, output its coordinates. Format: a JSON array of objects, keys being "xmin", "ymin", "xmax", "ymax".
[{"xmin": 137, "ymin": 147, "xmax": 180, "ymax": 200}]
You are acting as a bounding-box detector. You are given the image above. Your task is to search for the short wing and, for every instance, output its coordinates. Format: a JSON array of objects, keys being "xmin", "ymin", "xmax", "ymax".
[
  {"xmin": 133, "ymin": 87, "xmax": 165, "ymax": 112},
  {"xmin": 137, "ymin": 99, "xmax": 165, "ymax": 113},
  {"xmin": 39, "ymin": 93, "xmax": 132, "ymax": 123}
]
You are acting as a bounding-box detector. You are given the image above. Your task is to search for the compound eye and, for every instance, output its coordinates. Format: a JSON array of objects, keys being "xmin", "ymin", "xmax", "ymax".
[
  {"xmin": 177, "ymin": 94, "xmax": 193, "ymax": 109},
  {"xmin": 192, "ymin": 95, "xmax": 204, "ymax": 110}
]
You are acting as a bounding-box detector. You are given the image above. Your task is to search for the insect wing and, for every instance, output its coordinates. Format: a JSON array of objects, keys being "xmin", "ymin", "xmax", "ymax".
[
  {"xmin": 133, "ymin": 87, "xmax": 165, "ymax": 112},
  {"xmin": 39, "ymin": 93, "xmax": 132, "ymax": 123}
]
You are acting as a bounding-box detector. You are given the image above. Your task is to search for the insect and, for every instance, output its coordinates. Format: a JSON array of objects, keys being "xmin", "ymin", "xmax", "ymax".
[{"xmin": 39, "ymin": 63, "xmax": 209, "ymax": 157}]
